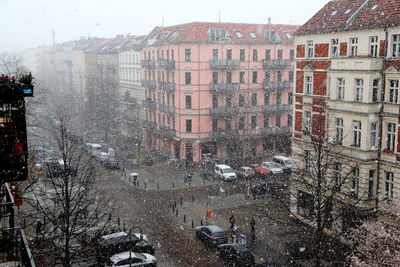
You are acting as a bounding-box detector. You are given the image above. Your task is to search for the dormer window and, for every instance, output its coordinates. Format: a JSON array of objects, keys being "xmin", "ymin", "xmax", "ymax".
[
  {"xmin": 235, "ymin": 31, "xmax": 243, "ymax": 38},
  {"xmin": 331, "ymin": 11, "xmax": 337, "ymax": 16},
  {"xmin": 285, "ymin": 32, "xmax": 292, "ymax": 39},
  {"xmin": 345, "ymin": 9, "xmax": 351, "ymax": 14},
  {"xmin": 264, "ymin": 30, "xmax": 279, "ymax": 42},
  {"xmin": 371, "ymin": 4, "xmax": 379, "ymax": 11},
  {"xmin": 209, "ymin": 28, "xmax": 228, "ymax": 41},
  {"xmin": 249, "ymin": 32, "xmax": 256, "ymax": 38}
]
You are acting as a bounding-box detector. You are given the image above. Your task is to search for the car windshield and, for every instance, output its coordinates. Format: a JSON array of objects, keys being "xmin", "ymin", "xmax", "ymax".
[
  {"xmin": 222, "ymin": 168, "xmax": 234, "ymax": 173},
  {"xmin": 284, "ymin": 159, "xmax": 293, "ymax": 165},
  {"xmin": 212, "ymin": 232, "xmax": 225, "ymax": 237},
  {"xmin": 270, "ymin": 163, "xmax": 282, "ymax": 168}
]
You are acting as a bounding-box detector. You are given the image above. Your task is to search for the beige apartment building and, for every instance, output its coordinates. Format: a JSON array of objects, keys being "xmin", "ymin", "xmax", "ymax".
[{"xmin": 292, "ymin": 0, "xmax": 400, "ymax": 230}]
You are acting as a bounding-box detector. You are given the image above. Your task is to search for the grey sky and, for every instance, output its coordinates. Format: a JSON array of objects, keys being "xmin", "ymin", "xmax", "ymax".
[{"xmin": 0, "ymin": 0, "xmax": 328, "ymax": 53}]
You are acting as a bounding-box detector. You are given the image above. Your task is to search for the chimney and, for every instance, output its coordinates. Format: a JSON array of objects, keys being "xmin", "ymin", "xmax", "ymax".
[{"xmin": 268, "ymin": 17, "xmax": 271, "ymax": 24}]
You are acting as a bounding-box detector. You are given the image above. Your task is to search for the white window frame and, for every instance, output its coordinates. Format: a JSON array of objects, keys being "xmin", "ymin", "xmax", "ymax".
[
  {"xmin": 372, "ymin": 79, "xmax": 380, "ymax": 102},
  {"xmin": 305, "ymin": 76, "xmax": 313, "ymax": 95},
  {"xmin": 350, "ymin": 38, "xmax": 358, "ymax": 56},
  {"xmin": 331, "ymin": 39, "xmax": 339, "ymax": 58},
  {"xmin": 353, "ymin": 120, "xmax": 361, "ymax": 147},
  {"xmin": 355, "ymin": 79, "xmax": 363, "ymax": 102},
  {"xmin": 370, "ymin": 122, "xmax": 377, "ymax": 149},
  {"xmin": 386, "ymin": 123, "xmax": 396, "ymax": 151},
  {"xmin": 388, "ymin": 80, "xmax": 399, "ymax": 104},
  {"xmin": 337, "ymin": 78, "xmax": 345, "ymax": 100},
  {"xmin": 351, "ymin": 167, "xmax": 359, "ymax": 197},
  {"xmin": 335, "ymin": 118, "xmax": 343, "ymax": 145},
  {"xmin": 369, "ymin": 36, "xmax": 378, "ymax": 57},
  {"xmin": 305, "ymin": 111, "xmax": 311, "ymax": 134},
  {"xmin": 385, "ymin": 172, "xmax": 394, "ymax": 199},
  {"xmin": 307, "ymin": 40, "xmax": 314, "ymax": 58},
  {"xmin": 392, "ymin": 34, "xmax": 400, "ymax": 58}
]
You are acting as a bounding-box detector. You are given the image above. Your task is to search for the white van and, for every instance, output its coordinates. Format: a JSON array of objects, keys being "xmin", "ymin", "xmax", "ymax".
[
  {"xmin": 214, "ymin": 164, "xmax": 237, "ymax": 181},
  {"xmin": 86, "ymin": 143, "xmax": 103, "ymax": 157},
  {"xmin": 272, "ymin": 156, "xmax": 293, "ymax": 169}
]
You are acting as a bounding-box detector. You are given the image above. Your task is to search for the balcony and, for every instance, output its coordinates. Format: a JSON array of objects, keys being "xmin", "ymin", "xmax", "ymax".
[
  {"xmin": 262, "ymin": 60, "xmax": 291, "ymax": 68},
  {"xmin": 159, "ymin": 104, "xmax": 176, "ymax": 114},
  {"xmin": 157, "ymin": 126, "xmax": 176, "ymax": 138},
  {"xmin": 140, "ymin": 80, "xmax": 156, "ymax": 89},
  {"xmin": 264, "ymin": 104, "xmax": 291, "ymax": 113},
  {"xmin": 158, "ymin": 59, "xmax": 175, "ymax": 69},
  {"xmin": 261, "ymin": 126, "xmax": 291, "ymax": 135},
  {"xmin": 264, "ymin": 81, "xmax": 292, "ymax": 90},
  {"xmin": 209, "ymin": 83, "xmax": 240, "ymax": 92},
  {"xmin": 210, "ymin": 59, "xmax": 240, "ymax": 69},
  {"xmin": 140, "ymin": 59, "xmax": 155, "ymax": 68},
  {"xmin": 210, "ymin": 130, "xmax": 240, "ymax": 140},
  {"xmin": 143, "ymin": 120, "xmax": 157, "ymax": 130},
  {"xmin": 159, "ymin": 82, "xmax": 175, "ymax": 91},
  {"xmin": 143, "ymin": 98, "xmax": 156, "ymax": 110},
  {"xmin": 209, "ymin": 106, "xmax": 239, "ymax": 116}
]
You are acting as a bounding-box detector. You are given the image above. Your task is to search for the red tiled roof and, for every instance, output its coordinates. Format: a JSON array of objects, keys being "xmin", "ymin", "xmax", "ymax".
[
  {"xmin": 297, "ymin": 0, "xmax": 400, "ymax": 35},
  {"xmin": 142, "ymin": 22, "xmax": 299, "ymax": 46}
]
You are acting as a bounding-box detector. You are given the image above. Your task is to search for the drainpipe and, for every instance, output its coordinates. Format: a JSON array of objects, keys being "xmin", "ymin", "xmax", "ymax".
[{"xmin": 375, "ymin": 26, "xmax": 388, "ymax": 212}]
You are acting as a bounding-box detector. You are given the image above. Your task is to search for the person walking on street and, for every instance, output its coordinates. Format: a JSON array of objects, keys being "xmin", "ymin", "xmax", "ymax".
[
  {"xmin": 250, "ymin": 218, "xmax": 256, "ymax": 241},
  {"xmin": 229, "ymin": 215, "xmax": 235, "ymax": 231}
]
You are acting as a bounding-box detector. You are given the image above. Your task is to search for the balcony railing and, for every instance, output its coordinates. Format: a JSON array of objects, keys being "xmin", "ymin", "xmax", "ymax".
[
  {"xmin": 0, "ymin": 228, "xmax": 36, "ymax": 267},
  {"xmin": 140, "ymin": 60, "xmax": 155, "ymax": 68},
  {"xmin": 143, "ymin": 120, "xmax": 157, "ymax": 130},
  {"xmin": 159, "ymin": 82, "xmax": 175, "ymax": 91},
  {"xmin": 209, "ymin": 106, "xmax": 239, "ymax": 116},
  {"xmin": 159, "ymin": 104, "xmax": 176, "ymax": 114},
  {"xmin": 158, "ymin": 59, "xmax": 175, "ymax": 69},
  {"xmin": 262, "ymin": 59, "xmax": 291, "ymax": 68},
  {"xmin": 264, "ymin": 104, "xmax": 291, "ymax": 112},
  {"xmin": 210, "ymin": 59, "xmax": 240, "ymax": 69},
  {"xmin": 210, "ymin": 83, "xmax": 240, "ymax": 92},
  {"xmin": 140, "ymin": 80, "xmax": 156, "ymax": 89},
  {"xmin": 210, "ymin": 130, "xmax": 240, "ymax": 140},
  {"xmin": 143, "ymin": 99, "xmax": 156, "ymax": 110},
  {"xmin": 260, "ymin": 126, "xmax": 291, "ymax": 135},
  {"xmin": 157, "ymin": 126, "xmax": 176, "ymax": 138},
  {"xmin": 264, "ymin": 81, "xmax": 292, "ymax": 90}
]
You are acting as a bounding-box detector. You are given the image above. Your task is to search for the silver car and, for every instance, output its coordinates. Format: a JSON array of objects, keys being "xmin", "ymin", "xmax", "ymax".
[{"xmin": 262, "ymin": 161, "xmax": 284, "ymax": 175}]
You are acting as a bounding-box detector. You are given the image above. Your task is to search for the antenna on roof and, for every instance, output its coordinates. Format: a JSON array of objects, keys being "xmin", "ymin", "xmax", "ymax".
[
  {"xmin": 51, "ymin": 29, "xmax": 56, "ymax": 46},
  {"xmin": 162, "ymin": 17, "xmax": 165, "ymax": 27},
  {"xmin": 268, "ymin": 17, "xmax": 271, "ymax": 24},
  {"xmin": 218, "ymin": 11, "xmax": 221, "ymax": 23}
]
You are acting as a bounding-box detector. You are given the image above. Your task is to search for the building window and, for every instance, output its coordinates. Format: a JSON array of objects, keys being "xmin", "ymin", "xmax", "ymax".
[
  {"xmin": 305, "ymin": 76, "xmax": 313, "ymax": 95},
  {"xmin": 226, "ymin": 94, "xmax": 232, "ymax": 107},
  {"xmin": 264, "ymin": 71, "xmax": 270, "ymax": 83},
  {"xmin": 212, "ymin": 49, "xmax": 218, "ymax": 60},
  {"xmin": 355, "ymin": 79, "xmax": 363, "ymax": 101},
  {"xmin": 290, "ymin": 49, "xmax": 294, "ymax": 60},
  {"xmin": 264, "ymin": 92, "xmax": 270, "ymax": 105},
  {"xmin": 277, "ymin": 70, "xmax": 282, "ymax": 82},
  {"xmin": 331, "ymin": 39, "xmax": 339, "ymax": 58},
  {"xmin": 276, "ymin": 92, "xmax": 281, "ymax": 105},
  {"xmin": 212, "ymin": 95, "xmax": 218, "ymax": 108},
  {"xmin": 275, "ymin": 114, "xmax": 281, "ymax": 127},
  {"xmin": 350, "ymin": 38, "xmax": 358, "ymax": 56},
  {"xmin": 265, "ymin": 49, "xmax": 271, "ymax": 60},
  {"xmin": 370, "ymin": 122, "xmax": 377, "ymax": 149},
  {"xmin": 277, "ymin": 50, "xmax": 283, "ymax": 59},
  {"xmin": 225, "ymin": 117, "xmax": 232, "ymax": 130},
  {"xmin": 385, "ymin": 172, "xmax": 394, "ymax": 199},
  {"xmin": 239, "ymin": 94, "xmax": 245, "ymax": 107},
  {"xmin": 305, "ymin": 111, "xmax": 311, "ymax": 134},
  {"xmin": 212, "ymin": 72, "xmax": 218, "ymax": 84},
  {"xmin": 239, "ymin": 116, "xmax": 245, "ymax": 130},
  {"xmin": 264, "ymin": 114, "xmax": 269, "ymax": 128},
  {"xmin": 334, "ymin": 163, "xmax": 342, "ymax": 191},
  {"xmin": 307, "ymin": 40, "xmax": 314, "ymax": 58},
  {"xmin": 185, "ymin": 95, "xmax": 192, "ymax": 109},
  {"xmin": 240, "ymin": 49, "xmax": 245, "ymax": 61},
  {"xmin": 386, "ymin": 123, "xmax": 396, "ymax": 151},
  {"xmin": 368, "ymin": 170, "xmax": 376, "ymax": 199},
  {"xmin": 185, "ymin": 48, "xmax": 191, "ymax": 61},
  {"xmin": 369, "ymin": 36, "xmax": 378, "ymax": 57},
  {"xmin": 226, "ymin": 72, "xmax": 232, "ymax": 84},
  {"xmin": 251, "ymin": 93, "xmax": 257, "ymax": 106},
  {"xmin": 252, "ymin": 49, "xmax": 258, "ymax": 61},
  {"xmin": 337, "ymin": 78, "xmax": 345, "ymax": 100},
  {"xmin": 186, "ymin": 119, "xmax": 192, "ymax": 133},
  {"xmin": 298, "ymin": 191, "xmax": 314, "ymax": 219},
  {"xmin": 251, "ymin": 115, "xmax": 257, "ymax": 129},
  {"xmin": 304, "ymin": 150, "xmax": 310, "ymax": 171},
  {"xmin": 226, "ymin": 49, "xmax": 232, "ymax": 60},
  {"xmin": 212, "ymin": 119, "xmax": 218, "ymax": 131},
  {"xmin": 288, "ymin": 92, "xmax": 293, "ymax": 105},
  {"xmin": 336, "ymin": 118, "xmax": 343, "ymax": 145},
  {"xmin": 353, "ymin": 120, "xmax": 361, "ymax": 148},
  {"xmin": 392, "ymin": 34, "xmax": 400, "ymax": 58},
  {"xmin": 289, "ymin": 71, "xmax": 294, "ymax": 83},
  {"xmin": 239, "ymin": 71, "xmax": 245, "ymax": 84},
  {"xmin": 288, "ymin": 114, "xmax": 292, "ymax": 126},
  {"xmin": 185, "ymin": 72, "xmax": 191, "ymax": 85},
  {"xmin": 389, "ymin": 80, "xmax": 399, "ymax": 103},
  {"xmin": 252, "ymin": 71, "xmax": 258, "ymax": 84},
  {"xmin": 372, "ymin": 79, "xmax": 380, "ymax": 102},
  {"xmin": 351, "ymin": 167, "xmax": 359, "ymax": 197}
]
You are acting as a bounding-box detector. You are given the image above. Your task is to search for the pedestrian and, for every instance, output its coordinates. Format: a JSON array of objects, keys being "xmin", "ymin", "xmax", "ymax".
[
  {"xmin": 250, "ymin": 218, "xmax": 256, "ymax": 241},
  {"xmin": 229, "ymin": 215, "xmax": 235, "ymax": 231},
  {"xmin": 36, "ymin": 220, "xmax": 43, "ymax": 239}
]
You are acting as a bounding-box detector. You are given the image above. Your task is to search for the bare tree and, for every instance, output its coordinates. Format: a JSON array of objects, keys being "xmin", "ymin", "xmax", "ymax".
[{"xmin": 26, "ymin": 109, "xmax": 110, "ymax": 266}]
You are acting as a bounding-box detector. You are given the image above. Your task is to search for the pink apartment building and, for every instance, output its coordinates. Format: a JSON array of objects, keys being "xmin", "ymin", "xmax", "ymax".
[{"xmin": 141, "ymin": 22, "xmax": 298, "ymax": 162}]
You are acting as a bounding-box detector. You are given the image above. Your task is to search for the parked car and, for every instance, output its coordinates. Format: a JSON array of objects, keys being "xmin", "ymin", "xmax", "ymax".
[
  {"xmin": 86, "ymin": 143, "xmax": 103, "ymax": 157},
  {"xmin": 249, "ymin": 164, "xmax": 271, "ymax": 177},
  {"xmin": 105, "ymin": 251, "xmax": 157, "ymax": 266},
  {"xmin": 261, "ymin": 162, "xmax": 283, "ymax": 175},
  {"xmin": 251, "ymin": 181, "xmax": 287, "ymax": 198},
  {"xmin": 217, "ymin": 243, "xmax": 255, "ymax": 266},
  {"xmin": 41, "ymin": 157, "xmax": 64, "ymax": 177},
  {"xmin": 103, "ymin": 158, "xmax": 120, "ymax": 169},
  {"xmin": 97, "ymin": 152, "xmax": 109, "ymax": 162},
  {"xmin": 195, "ymin": 225, "xmax": 228, "ymax": 247},
  {"xmin": 236, "ymin": 167, "xmax": 255, "ymax": 179},
  {"xmin": 214, "ymin": 164, "xmax": 237, "ymax": 181},
  {"xmin": 272, "ymin": 156, "xmax": 293, "ymax": 170},
  {"xmin": 96, "ymin": 232, "xmax": 155, "ymax": 263}
]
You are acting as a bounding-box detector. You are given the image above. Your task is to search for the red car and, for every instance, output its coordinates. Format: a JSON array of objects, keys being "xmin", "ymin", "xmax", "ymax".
[{"xmin": 249, "ymin": 164, "xmax": 271, "ymax": 177}]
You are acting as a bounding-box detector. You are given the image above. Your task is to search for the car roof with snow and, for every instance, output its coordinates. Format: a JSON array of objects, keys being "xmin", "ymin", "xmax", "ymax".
[{"xmin": 215, "ymin": 164, "xmax": 231, "ymax": 169}]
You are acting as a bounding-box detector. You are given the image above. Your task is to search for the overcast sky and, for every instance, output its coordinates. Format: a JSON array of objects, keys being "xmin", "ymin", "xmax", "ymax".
[{"xmin": 0, "ymin": 0, "xmax": 328, "ymax": 53}]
